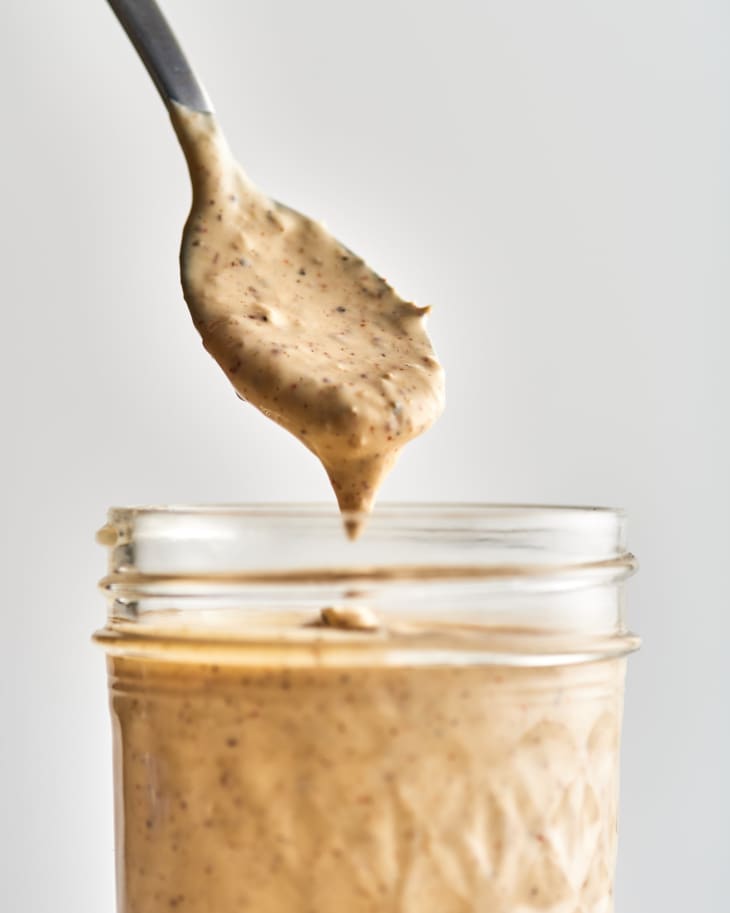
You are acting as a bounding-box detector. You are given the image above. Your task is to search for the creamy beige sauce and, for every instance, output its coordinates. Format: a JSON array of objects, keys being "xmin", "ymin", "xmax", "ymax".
[
  {"xmin": 110, "ymin": 649, "xmax": 624, "ymax": 913},
  {"xmin": 170, "ymin": 104, "xmax": 444, "ymax": 532}
]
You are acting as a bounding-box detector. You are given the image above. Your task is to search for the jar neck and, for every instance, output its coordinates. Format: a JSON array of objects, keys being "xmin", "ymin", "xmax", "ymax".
[{"xmin": 95, "ymin": 504, "xmax": 639, "ymax": 666}]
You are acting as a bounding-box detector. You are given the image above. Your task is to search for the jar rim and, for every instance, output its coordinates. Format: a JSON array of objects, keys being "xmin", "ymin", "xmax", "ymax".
[{"xmin": 103, "ymin": 502, "xmax": 625, "ymax": 521}]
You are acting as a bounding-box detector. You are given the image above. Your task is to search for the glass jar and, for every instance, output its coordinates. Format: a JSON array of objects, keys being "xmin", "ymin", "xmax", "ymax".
[{"xmin": 95, "ymin": 504, "xmax": 639, "ymax": 913}]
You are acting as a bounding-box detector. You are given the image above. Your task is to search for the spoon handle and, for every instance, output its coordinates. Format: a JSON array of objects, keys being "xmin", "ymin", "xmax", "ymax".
[{"xmin": 106, "ymin": 0, "xmax": 213, "ymax": 113}]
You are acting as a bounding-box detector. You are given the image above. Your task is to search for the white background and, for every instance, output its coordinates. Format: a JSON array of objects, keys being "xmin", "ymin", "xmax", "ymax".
[{"xmin": 1, "ymin": 1, "xmax": 728, "ymax": 910}]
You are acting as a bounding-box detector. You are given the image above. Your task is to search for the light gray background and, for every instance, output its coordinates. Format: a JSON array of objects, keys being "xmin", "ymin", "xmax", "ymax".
[{"xmin": 1, "ymin": 1, "xmax": 728, "ymax": 910}]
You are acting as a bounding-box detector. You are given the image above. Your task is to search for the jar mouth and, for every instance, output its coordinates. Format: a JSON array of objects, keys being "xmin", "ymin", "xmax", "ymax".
[
  {"xmin": 102, "ymin": 501, "xmax": 625, "ymax": 540},
  {"xmin": 101, "ymin": 501, "xmax": 624, "ymax": 523}
]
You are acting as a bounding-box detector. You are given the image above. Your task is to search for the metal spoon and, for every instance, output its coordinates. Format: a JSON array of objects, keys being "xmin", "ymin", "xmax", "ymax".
[
  {"xmin": 106, "ymin": 0, "xmax": 212, "ymax": 113},
  {"xmin": 104, "ymin": 0, "xmax": 444, "ymax": 529}
]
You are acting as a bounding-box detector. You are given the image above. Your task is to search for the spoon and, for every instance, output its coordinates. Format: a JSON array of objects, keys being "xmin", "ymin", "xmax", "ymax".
[
  {"xmin": 105, "ymin": 0, "xmax": 444, "ymax": 532},
  {"xmin": 106, "ymin": 0, "xmax": 212, "ymax": 113}
]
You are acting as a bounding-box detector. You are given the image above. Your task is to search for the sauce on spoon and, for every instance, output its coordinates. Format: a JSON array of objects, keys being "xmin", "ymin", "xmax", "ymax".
[{"xmin": 171, "ymin": 104, "xmax": 444, "ymax": 535}]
